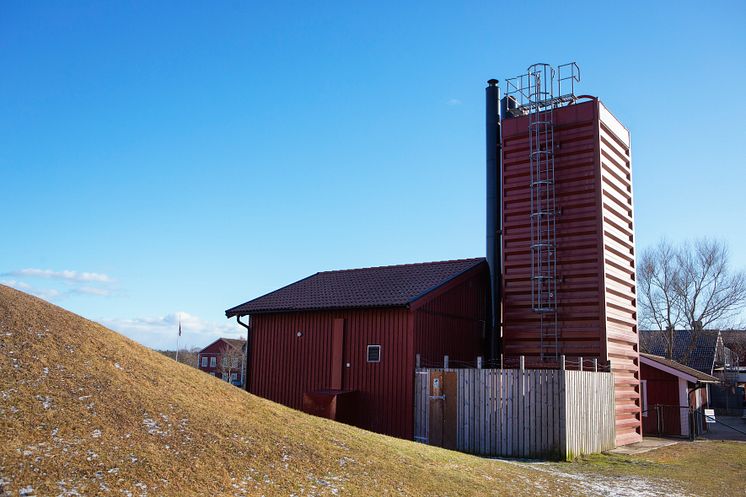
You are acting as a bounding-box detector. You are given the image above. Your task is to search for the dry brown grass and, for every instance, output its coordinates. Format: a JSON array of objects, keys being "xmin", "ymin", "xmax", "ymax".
[
  {"xmin": 563, "ymin": 440, "xmax": 746, "ymax": 497},
  {"xmin": 2, "ymin": 284, "xmax": 743, "ymax": 497},
  {"xmin": 0, "ymin": 285, "xmax": 576, "ymax": 496}
]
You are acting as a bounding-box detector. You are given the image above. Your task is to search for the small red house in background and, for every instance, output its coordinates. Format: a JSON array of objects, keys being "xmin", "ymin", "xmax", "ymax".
[
  {"xmin": 197, "ymin": 337, "xmax": 247, "ymax": 387},
  {"xmin": 225, "ymin": 258, "xmax": 489, "ymax": 439},
  {"xmin": 640, "ymin": 353, "xmax": 719, "ymax": 438}
]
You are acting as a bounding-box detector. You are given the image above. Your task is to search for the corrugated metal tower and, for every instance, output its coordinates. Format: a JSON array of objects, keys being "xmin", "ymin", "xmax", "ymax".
[{"xmin": 497, "ymin": 62, "xmax": 641, "ymax": 445}]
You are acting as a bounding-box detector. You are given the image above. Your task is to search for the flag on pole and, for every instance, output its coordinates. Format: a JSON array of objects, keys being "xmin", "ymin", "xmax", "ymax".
[{"xmin": 175, "ymin": 316, "xmax": 182, "ymax": 363}]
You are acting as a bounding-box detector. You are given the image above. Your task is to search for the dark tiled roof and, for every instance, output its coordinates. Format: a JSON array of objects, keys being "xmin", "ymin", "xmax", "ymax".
[
  {"xmin": 226, "ymin": 258, "xmax": 486, "ymax": 317},
  {"xmin": 639, "ymin": 329, "xmax": 719, "ymax": 374},
  {"xmin": 640, "ymin": 353, "xmax": 720, "ymax": 383}
]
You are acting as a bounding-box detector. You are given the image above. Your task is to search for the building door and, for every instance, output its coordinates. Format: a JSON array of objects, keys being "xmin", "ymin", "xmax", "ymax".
[{"xmin": 330, "ymin": 318, "xmax": 345, "ymax": 390}]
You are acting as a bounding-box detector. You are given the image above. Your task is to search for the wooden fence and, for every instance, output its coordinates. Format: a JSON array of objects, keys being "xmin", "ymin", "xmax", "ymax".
[{"xmin": 414, "ymin": 368, "xmax": 615, "ymax": 460}]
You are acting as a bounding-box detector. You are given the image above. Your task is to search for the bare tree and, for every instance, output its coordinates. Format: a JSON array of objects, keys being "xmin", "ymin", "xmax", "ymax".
[
  {"xmin": 218, "ymin": 343, "xmax": 246, "ymax": 387},
  {"xmin": 638, "ymin": 241, "xmax": 684, "ymax": 329},
  {"xmin": 157, "ymin": 347, "xmax": 200, "ymax": 368},
  {"xmin": 675, "ymin": 239, "xmax": 746, "ymax": 330},
  {"xmin": 638, "ymin": 238, "xmax": 746, "ymax": 360},
  {"xmin": 637, "ymin": 240, "xmax": 684, "ymax": 357}
]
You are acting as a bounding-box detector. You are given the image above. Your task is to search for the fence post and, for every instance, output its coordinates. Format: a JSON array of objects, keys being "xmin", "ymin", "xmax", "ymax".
[
  {"xmin": 579, "ymin": 356, "xmax": 584, "ymax": 372},
  {"xmin": 477, "ymin": 356, "xmax": 483, "ymax": 369},
  {"xmin": 519, "ymin": 355, "xmax": 525, "ymax": 371},
  {"xmin": 560, "ymin": 354, "xmax": 566, "ymax": 370},
  {"xmin": 500, "ymin": 353, "xmax": 504, "ymax": 369},
  {"xmin": 689, "ymin": 408, "xmax": 695, "ymax": 441},
  {"xmin": 416, "ymin": 353, "xmax": 421, "ymax": 369},
  {"xmin": 444, "ymin": 355, "xmax": 449, "ymax": 369},
  {"xmin": 592, "ymin": 358, "xmax": 597, "ymax": 372}
]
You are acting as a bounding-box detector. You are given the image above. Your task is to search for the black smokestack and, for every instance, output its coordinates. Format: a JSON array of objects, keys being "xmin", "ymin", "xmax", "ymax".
[{"xmin": 486, "ymin": 79, "xmax": 502, "ymax": 362}]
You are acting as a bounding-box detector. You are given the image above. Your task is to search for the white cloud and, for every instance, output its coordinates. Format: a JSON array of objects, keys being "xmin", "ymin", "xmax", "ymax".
[
  {"xmin": 71, "ymin": 286, "xmax": 114, "ymax": 297},
  {"xmin": 1, "ymin": 268, "xmax": 116, "ymax": 301},
  {"xmin": 446, "ymin": 98, "xmax": 462, "ymax": 106},
  {"xmin": 3, "ymin": 268, "xmax": 113, "ymax": 283},
  {"xmin": 0, "ymin": 279, "xmax": 31, "ymax": 290},
  {"xmin": 1, "ymin": 279, "xmax": 62, "ymax": 300},
  {"xmin": 99, "ymin": 312, "xmax": 245, "ymax": 350}
]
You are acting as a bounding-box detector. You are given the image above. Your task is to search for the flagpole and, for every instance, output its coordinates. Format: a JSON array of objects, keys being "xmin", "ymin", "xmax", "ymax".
[{"xmin": 176, "ymin": 314, "xmax": 181, "ymax": 363}]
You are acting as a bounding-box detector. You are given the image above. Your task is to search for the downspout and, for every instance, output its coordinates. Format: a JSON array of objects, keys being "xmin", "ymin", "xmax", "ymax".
[
  {"xmin": 236, "ymin": 315, "xmax": 251, "ymax": 392},
  {"xmin": 486, "ymin": 79, "xmax": 503, "ymax": 363}
]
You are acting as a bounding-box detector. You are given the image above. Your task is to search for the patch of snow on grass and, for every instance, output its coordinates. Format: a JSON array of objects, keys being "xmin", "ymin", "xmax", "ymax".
[{"xmin": 503, "ymin": 460, "xmax": 689, "ymax": 497}]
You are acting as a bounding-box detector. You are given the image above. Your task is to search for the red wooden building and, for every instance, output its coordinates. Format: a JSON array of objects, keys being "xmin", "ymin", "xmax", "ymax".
[
  {"xmin": 226, "ymin": 258, "xmax": 489, "ymax": 439},
  {"xmin": 640, "ymin": 353, "xmax": 718, "ymax": 437},
  {"xmin": 197, "ymin": 337, "xmax": 247, "ymax": 386}
]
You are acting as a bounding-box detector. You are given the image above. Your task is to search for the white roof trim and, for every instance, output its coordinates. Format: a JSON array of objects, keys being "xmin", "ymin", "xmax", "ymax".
[{"xmin": 640, "ymin": 355, "xmax": 705, "ymax": 383}]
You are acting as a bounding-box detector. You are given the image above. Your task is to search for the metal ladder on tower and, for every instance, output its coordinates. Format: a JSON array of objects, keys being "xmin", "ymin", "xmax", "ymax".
[
  {"xmin": 506, "ymin": 63, "xmax": 580, "ymax": 361},
  {"xmin": 527, "ymin": 64, "xmax": 559, "ymax": 361}
]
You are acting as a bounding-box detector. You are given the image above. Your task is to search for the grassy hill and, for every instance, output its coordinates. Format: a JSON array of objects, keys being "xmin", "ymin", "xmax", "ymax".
[
  {"xmin": 2, "ymin": 285, "xmax": 744, "ymax": 497},
  {"xmin": 0, "ymin": 285, "xmax": 575, "ymax": 496}
]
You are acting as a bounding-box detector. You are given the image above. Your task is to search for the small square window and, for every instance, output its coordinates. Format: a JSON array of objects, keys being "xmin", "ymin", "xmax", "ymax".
[
  {"xmin": 367, "ymin": 345, "xmax": 381, "ymax": 363},
  {"xmin": 201, "ymin": 356, "xmax": 208, "ymax": 367},
  {"xmin": 210, "ymin": 357, "xmax": 216, "ymax": 367}
]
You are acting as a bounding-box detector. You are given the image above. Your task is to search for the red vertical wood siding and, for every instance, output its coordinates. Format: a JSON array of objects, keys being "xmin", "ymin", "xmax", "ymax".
[
  {"xmin": 640, "ymin": 362, "xmax": 682, "ymax": 436},
  {"xmin": 412, "ymin": 265, "xmax": 489, "ymax": 368},
  {"xmin": 249, "ymin": 308, "xmax": 413, "ymax": 439},
  {"xmin": 247, "ymin": 265, "xmax": 489, "ymax": 441},
  {"xmin": 501, "ymin": 99, "xmax": 641, "ymax": 445}
]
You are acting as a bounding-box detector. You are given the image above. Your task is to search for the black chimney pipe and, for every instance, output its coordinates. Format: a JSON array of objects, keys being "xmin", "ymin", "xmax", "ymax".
[{"xmin": 486, "ymin": 79, "xmax": 502, "ymax": 362}]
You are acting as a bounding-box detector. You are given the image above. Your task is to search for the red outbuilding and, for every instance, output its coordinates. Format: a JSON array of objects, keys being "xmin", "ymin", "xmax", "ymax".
[
  {"xmin": 639, "ymin": 353, "xmax": 719, "ymax": 438},
  {"xmin": 225, "ymin": 258, "xmax": 489, "ymax": 439}
]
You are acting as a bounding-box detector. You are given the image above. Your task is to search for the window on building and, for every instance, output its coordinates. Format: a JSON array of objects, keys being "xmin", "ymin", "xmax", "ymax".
[
  {"xmin": 210, "ymin": 357, "xmax": 216, "ymax": 367},
  {"xmin": 222, "ymin": 356, "xmax": 228, "ymax": 368},
  {"xmin": 222, "ymin": 372, "xmax": 229, "ymax": 381},
  {"xmin": 640, "ymin": 380, "xmax": 648, "ymax": 417},
  {"xmin": 367, "ymin": 345, "xmax": 381, "ymax": 363},
  {"xmin": 230, "ymin": 372, "xmax": 238, "ymax": 382},
  {"xmin": 200, "ymin": 356, "xmax": 208, "ymax": 367}
]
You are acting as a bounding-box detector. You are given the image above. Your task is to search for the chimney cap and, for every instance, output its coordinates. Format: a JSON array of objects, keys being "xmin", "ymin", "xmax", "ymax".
[{"xmin": 487, "ymin": 79, "xmax": 499, "ymax": 87}]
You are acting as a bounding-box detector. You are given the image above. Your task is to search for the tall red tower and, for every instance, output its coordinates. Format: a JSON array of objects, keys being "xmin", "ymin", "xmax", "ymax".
[{"xmin": 498, "ymin": 64, "xmax": 641, "ymax": 445}]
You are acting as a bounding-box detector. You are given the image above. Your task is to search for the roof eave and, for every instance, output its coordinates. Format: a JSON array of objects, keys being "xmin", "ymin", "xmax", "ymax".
[{"xmin": 226, "ymin": 303, "xmax": 409, "ymax": 317}]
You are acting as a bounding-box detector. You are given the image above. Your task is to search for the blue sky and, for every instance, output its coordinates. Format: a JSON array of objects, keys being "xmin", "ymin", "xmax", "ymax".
[{"xmin": 2, "ymin": 1, "xmax": 745, "ymax": 349}]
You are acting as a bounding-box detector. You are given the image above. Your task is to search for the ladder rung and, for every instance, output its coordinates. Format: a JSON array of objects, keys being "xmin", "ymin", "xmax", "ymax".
[{"xmin": 533, "ymin": 307, "xmax": 557, "ymax": 313}]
